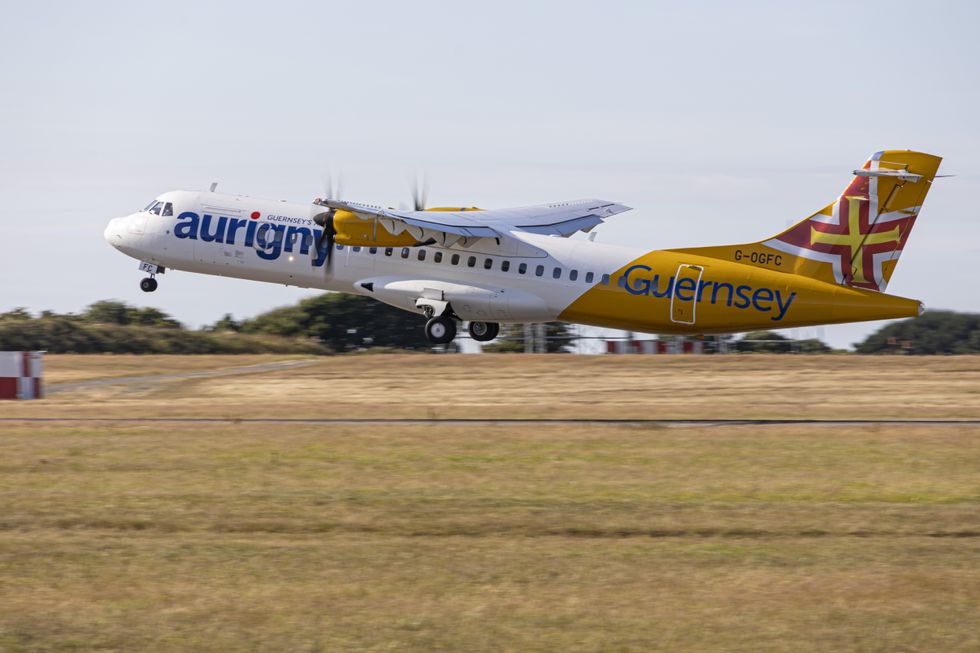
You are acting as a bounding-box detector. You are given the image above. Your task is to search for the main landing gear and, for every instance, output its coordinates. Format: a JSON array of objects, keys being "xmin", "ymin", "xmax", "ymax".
[
  {"xmin": 138, "ymin": 261, "xmax": 164, "ymax": 293},
  {"xmin": 418, "ymin": 300, "xmax": 499, "ymax": 345},
  {"xmin": 467, "ymin": 321, "xmax": 500, "ymax": 342},
  {"xmin": 422, "ymin": 317, "xmax": 501, "ymax": 345},
  {"xmin": 424, "ymin": 316, "xmax": 457, "ymax": 345}
]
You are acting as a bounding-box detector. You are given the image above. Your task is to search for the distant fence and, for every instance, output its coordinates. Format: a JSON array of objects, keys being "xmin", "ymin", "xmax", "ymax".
[
  {"xmin": 0, "ymin": 352, "xmax": 43, "ymax": 399},
  {"xmin": 606, "ymin": 340, "xmax": 707, "ymax": 354}
]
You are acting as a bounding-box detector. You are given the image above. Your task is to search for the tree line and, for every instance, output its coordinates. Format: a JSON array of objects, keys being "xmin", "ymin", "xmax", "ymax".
[{"xmin": 0, "ymin": 297, "xmax": 976, "ymax": 355}]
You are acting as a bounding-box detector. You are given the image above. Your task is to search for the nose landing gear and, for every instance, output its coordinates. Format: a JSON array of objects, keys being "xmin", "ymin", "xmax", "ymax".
[{"xmin": 138, "ymin": 261, "xmax": 164, "ymax": 293}]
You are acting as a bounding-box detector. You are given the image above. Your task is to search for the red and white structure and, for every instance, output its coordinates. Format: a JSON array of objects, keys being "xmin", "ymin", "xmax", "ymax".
[
  {"xmin": 606, "ymin": 339, "xmax": 704, "ymax": 355},
  {"xmin": 0, "ymin": 352, "xmax": 44, "ymax": 399}
]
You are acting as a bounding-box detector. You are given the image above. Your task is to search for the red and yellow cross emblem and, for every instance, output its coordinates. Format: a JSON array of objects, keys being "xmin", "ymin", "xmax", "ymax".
[{"xmin": 810, "ymin": 196, "xmax": 901, "ymax": 285}]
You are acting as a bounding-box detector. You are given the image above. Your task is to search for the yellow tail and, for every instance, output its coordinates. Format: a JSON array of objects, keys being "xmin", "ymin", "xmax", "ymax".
[{"xmin": 679, "ymin": 150, "xmax": 942, "ymax": 292}]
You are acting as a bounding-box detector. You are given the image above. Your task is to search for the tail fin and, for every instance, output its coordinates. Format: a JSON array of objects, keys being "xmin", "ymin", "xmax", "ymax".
[{"xmin": 758, "ymin": 150, "xmax": 942, "ymax": 291}]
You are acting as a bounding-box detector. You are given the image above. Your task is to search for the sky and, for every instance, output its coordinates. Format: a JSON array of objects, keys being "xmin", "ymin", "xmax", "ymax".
[{"xmin": 1, "ymin": 0, "xmax": 978, "ymax": 350}]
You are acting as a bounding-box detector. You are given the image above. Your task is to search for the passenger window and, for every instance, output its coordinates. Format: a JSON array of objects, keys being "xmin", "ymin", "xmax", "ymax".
[
  {"xmin": 585, "ymin": 271, "xmax": 594, "ymax": 283},
  {"xmin": 162, "ymin": 202, "xmax": 173, "ymax": 217},
  {"xmin": 352, "ymin": 246, "xmax": 362, "ymax": 252},
  {"xmin": 553, "ymin": 267, "xmax": 562, "ymax": 279},
  {"xmin": 401, "ymin": 248, "xmax": 410, "ymax": 259},
  {"xmin": 385, "ymin": 248, "xmax": 393, "ymax": 256},
  {"xmin": 418, "ymin": 249, "xmax": 426, "ymax": 261},
  {"xmin": 518, "ymin": 263, "xmax": 527, "ymax": 274},
  {"xmin": 369, "ymin": 247, "xmax": 377, "ymax": 254},
  {"xmin": 484, "ymin": 258, "xmax": 492, "ymax": 270},
  {"xmin": 434, "ymin": 251, "xmax": 443, "ymax": 263},
  {"xmin": 569, "ymin": 269, "xmax": 578, "ymax": 281},
  {"xmin": 467, "ymin": 256, "xmax": 476, "ymax": 268},
  {"xmin": 451, "ymin": 254, "xmax": 460, "ymax": 265},
  {"xmin": 336, "ymin": 244, "xmax": 344, "ymax": 250},
  {"xmin": 535, "ymin": 265, "xmax": 544, "ymax": 277},
  {"xmin": 501, "ymin": 260, "xmax": 510, "ymax": 272},
  {"xmin": 601, "ymin": 274, "xmax": 610, "ymax": 285}
]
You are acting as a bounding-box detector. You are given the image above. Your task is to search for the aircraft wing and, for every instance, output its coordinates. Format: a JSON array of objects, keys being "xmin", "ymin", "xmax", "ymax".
[{"xmin": 320, "ymin": 198, "xmax": 631, "ymax": 247}]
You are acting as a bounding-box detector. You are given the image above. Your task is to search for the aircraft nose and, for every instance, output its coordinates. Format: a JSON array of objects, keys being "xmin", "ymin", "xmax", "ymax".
[{"xmin": 104, "ymin": 217, "xmax": 125, "ymax": 246}]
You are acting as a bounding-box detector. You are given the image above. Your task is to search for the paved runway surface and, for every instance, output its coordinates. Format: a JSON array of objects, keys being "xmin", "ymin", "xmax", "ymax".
[
  {"xmin": 3, "ymin": 417, "xmax": 978, "ymax": 426},
  {"xmin": 43, "ymin": 358, "xmax": 320, "ymax": 395}
]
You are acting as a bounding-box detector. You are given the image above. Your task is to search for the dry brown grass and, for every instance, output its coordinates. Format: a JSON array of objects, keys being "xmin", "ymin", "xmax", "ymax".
[
  {"xmin": 0, "ymin": 355, "xmax": 978, "ymax": 651},
  {"xmin": 8, "ymin": 353, "xmax": 980, "ymax": 419}
]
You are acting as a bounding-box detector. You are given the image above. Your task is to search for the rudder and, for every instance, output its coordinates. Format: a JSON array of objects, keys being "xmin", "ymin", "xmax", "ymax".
[{"xmin": 760, "ymin": 150, "xmax": 942, "ymax": 291}]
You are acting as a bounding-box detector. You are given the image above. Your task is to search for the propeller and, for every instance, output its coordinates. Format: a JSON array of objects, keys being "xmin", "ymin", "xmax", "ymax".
[
  {"xmin": 312, "ymin": 173, "xmax": 343, "ymax": 270},
  {"xmin": 410, "ymin": 173, "xmax": 428, "ymax": 211}
]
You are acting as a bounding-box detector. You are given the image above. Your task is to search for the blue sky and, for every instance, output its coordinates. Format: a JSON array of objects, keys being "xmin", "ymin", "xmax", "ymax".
[{"xmin": 1, "ymin": 1, "xmax": 977, "ymax": 349}]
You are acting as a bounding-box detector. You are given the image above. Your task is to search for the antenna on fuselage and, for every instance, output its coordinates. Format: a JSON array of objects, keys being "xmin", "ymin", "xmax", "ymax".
[{"xmin": 209, "ymin": 182, "xmax": 218, "ymax": 192}]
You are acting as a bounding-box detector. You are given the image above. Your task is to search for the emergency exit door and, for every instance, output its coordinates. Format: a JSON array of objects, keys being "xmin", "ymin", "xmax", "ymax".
[{"xmin": 670, "ymin": 264, "xmax": 703, "ymax": 325}]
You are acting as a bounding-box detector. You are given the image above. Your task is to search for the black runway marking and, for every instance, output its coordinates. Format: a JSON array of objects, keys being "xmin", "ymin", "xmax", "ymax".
[{"xmin": 1, "ymin": 418, "xmax": 978, "ymax": 426}]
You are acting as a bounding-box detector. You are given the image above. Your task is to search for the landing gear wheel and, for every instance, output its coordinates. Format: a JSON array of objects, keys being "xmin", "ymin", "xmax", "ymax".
[
  {"xmin": 468, "ymin": 321, "xmax": 499, "ymax": 342},
  {"xmin": 425, "ymin": 316, "xmax": 457, "ymax": 345},
  {"xmin": 139, "ymin": 277, "xmax": 158, "ymax": 293}
]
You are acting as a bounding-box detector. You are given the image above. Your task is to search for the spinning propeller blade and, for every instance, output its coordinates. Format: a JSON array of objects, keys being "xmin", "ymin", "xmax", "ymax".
[
  {"xmin": 312, "ymin": 172, "xmax": 343, "ymax": 270},
  {"xmin": 411, "ymin": 174, "xmax": 428, "ymax": 211}
]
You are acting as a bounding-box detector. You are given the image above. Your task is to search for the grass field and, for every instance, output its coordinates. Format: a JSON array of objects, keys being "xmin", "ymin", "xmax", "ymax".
[
  {"xmin": 9, "ymin": 353, "xmax": 980, "ymax": 420},
  {"xmin": 1, "ymin": 355, "xmax": 979, "ymax": 651}
]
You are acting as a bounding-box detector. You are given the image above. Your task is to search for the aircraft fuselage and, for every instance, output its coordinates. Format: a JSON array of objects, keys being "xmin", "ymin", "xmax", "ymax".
[{"xmin": 105, "ymin": 189, "xmax": 922, "ymax": 337}]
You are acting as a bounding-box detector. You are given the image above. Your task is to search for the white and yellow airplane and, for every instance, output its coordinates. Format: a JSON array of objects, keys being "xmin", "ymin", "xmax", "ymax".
[{"xmin": 104, "ymin": 150, "xmax": 942, "ymax": 344}]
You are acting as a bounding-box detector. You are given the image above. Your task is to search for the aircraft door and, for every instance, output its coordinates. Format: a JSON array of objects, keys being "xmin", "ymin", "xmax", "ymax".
[{"xmin": 670, "ymin": 264, "xmax": 703, "ymax": 325}]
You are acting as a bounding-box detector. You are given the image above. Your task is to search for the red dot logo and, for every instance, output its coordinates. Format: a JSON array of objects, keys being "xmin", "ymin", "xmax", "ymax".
[{"xmin": 250, "ymin": 211, "xmax": 261, "ymax": 220}]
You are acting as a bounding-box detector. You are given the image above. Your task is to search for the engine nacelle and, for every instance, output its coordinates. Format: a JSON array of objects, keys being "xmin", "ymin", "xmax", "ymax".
[
  {"xmin": 330, "ymin": 207, "xmax": 484, "ymax": 248},
  {"xmin": 332, "ymin": 210, "xmax": 416, "ymax": 247}
]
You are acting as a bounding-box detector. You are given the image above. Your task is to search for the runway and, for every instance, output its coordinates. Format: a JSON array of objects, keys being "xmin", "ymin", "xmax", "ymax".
[
  {"xmin": 3, "ymin": 417, "xmax": 978, "ymax": 426},
  {"xmin": 43, "ymin": 358, "xmax": 320, "ymax": 395}
]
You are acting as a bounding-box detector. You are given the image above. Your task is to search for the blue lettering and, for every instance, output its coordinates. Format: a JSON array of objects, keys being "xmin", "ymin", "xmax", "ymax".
[
  {"xmin": 710, "ymin": 282, "xmax": 734, "ymax": 306},
  {"xmin": 244, "ymin": 220, "xmax": 258, "ymax": 248},
  {"xmin": 772, "ymin": 291, "xmax": 796, "ymax": 321},
  {"xmin": 199, "ymin": 214, "xmax": 227, "ymax": 243},
  {"xmin": 734, "ymin": 285, "xmax": 752, "ymax": 309},
  {"xmin": 752, "ymin": 287, "xmax": 774, "ymax": 312},
  {"xmin": 225, "ymin": 218, "xmax": 246, "ymax": 246},
  {"xmin": 255, "ymin": 223, "xmax": 285, "ymax": 261},
  {"xmin": 650, "ymin": 275, "xmax": 674, "ymax": 299},
  {"xmin": 674, "ymin": 277, "xmax": 696, "ymax": 301},
  {"xmin": 697, "ymin": 279, "xmax": 712, "ymax": 302},
  {"xmin": 285, "ymin": 226, "xmax": 313, "ymax": 255},
  {"xmin": 623, "ymin": 265, "xmax": 653, "ymax": 296},
  {"xmin": 311, "ymin": 228, "xmax": 329, "ymax": 266},
  {"xmin": 174, "ymin": 212, "xmax": 199, "ymax": 239},
  {"xmin": 604, "ymin": 263, "xmax": 795, "ymax": 321}
]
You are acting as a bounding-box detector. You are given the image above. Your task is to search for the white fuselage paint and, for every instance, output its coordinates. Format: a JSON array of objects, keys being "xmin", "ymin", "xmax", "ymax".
[{"xmin": 104, "ymin": 190, "xmax": 644, "ymax": 323}]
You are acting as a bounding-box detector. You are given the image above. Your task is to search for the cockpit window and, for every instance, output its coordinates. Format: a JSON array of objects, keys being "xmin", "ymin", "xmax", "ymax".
[
  {"xmin": 147, "ymin": 201, "xmax": 163, "ymax": 215},
  {"xmin": 143, "ymin": 200, "xmax": 157, "ymax": 211},
  {"xmin": 162, "ymin": 202, "xmax": 173, "ymax": 216}
]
